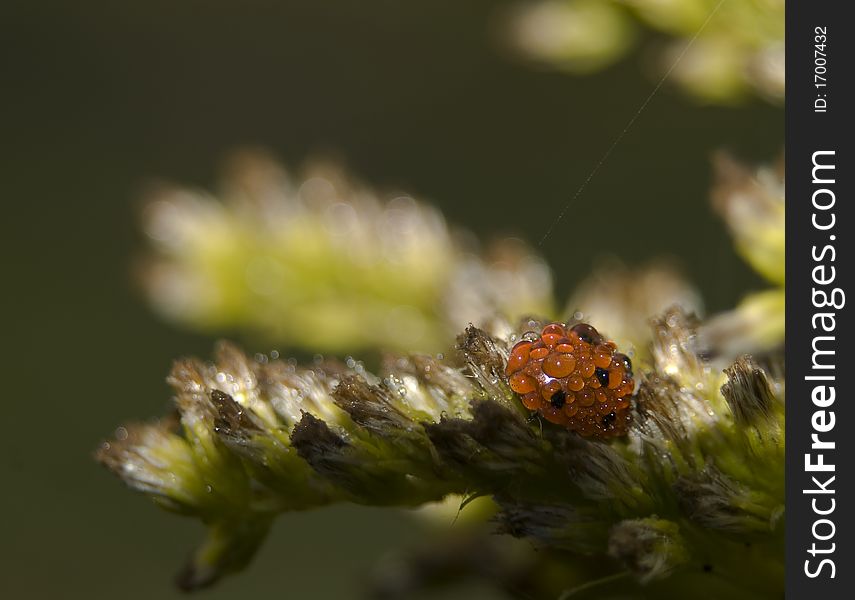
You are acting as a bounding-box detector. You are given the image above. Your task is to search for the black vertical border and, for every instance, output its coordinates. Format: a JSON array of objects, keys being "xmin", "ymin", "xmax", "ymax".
[{"xmin": 786, "ymin": 1, "xmax": 852, "ymax": 597}]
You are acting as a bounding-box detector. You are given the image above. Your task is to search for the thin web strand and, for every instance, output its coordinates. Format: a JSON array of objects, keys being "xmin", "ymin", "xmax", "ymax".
[{"xmin": 538, "ymin": 0, "xmax": 728, "ymax": 246}]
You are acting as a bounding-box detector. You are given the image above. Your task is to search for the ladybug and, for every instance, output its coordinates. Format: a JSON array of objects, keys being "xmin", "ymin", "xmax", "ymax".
[{"xmin": 505, "ymin": 322, "xmax": 634, "ymax": 438}]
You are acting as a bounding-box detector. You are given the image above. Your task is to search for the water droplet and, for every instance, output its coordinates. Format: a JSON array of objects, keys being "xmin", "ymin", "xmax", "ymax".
[
  {"xmin": 205, "ymin": 485, "xmax": 213, "ymax": 493},
  {"xmin": 115, "ymin": 426, "xmax": 128, "ymax": 441}
]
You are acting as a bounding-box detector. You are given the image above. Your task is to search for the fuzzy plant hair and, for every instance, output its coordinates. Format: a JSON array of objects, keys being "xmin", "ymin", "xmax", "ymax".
[{"xmin": 97, "ymin": 308, "xmax": 783, "ymax": 597}]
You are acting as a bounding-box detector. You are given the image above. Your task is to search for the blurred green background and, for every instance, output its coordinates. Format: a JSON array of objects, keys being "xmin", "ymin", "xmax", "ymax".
[{"xmin": 1, "ymin": 1, "xmax": 779, "ymax": 598}]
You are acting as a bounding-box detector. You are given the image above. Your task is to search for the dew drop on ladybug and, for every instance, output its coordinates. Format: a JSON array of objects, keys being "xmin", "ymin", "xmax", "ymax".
[{"xmin": 505, "ymin": 322, "xmax": 634, "ymax": 438}]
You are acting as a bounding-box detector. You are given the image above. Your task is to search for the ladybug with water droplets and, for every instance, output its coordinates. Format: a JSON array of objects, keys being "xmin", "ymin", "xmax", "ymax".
[{"xmin": 505, "ymin": 322, "xmax": 634, "ymax": 438}]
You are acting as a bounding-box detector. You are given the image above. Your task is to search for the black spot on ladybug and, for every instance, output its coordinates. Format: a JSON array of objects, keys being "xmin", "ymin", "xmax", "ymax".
[
  {"xmin": 550, "ymin": 389, "xmax": 567, "ymax": 408},
  {"xmin": 595, "ymin": 367, "xmax": 610, "ymax": 387},
  {"xmin": 601, "ymin": 411, "xmax": 616, "ymax": 428},
  {"xmin": 614, "ymin": 354, "xmax": 633, "ymax": 378},
  {"xmin": 571, "ymin": 323, "xmax": 599, "ymax": 344}
]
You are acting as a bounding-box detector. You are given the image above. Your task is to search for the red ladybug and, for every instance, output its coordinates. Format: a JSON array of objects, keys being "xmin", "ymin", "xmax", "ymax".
[{"xmin": 505, "ymin": 322, "xmax": 634, "ymax": 438}]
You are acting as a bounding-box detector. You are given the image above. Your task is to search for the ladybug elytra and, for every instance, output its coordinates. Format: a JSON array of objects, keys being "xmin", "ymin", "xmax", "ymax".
[{"xmin": 505, "ymin": 322, "xmax": 634, "ymax": 438}]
